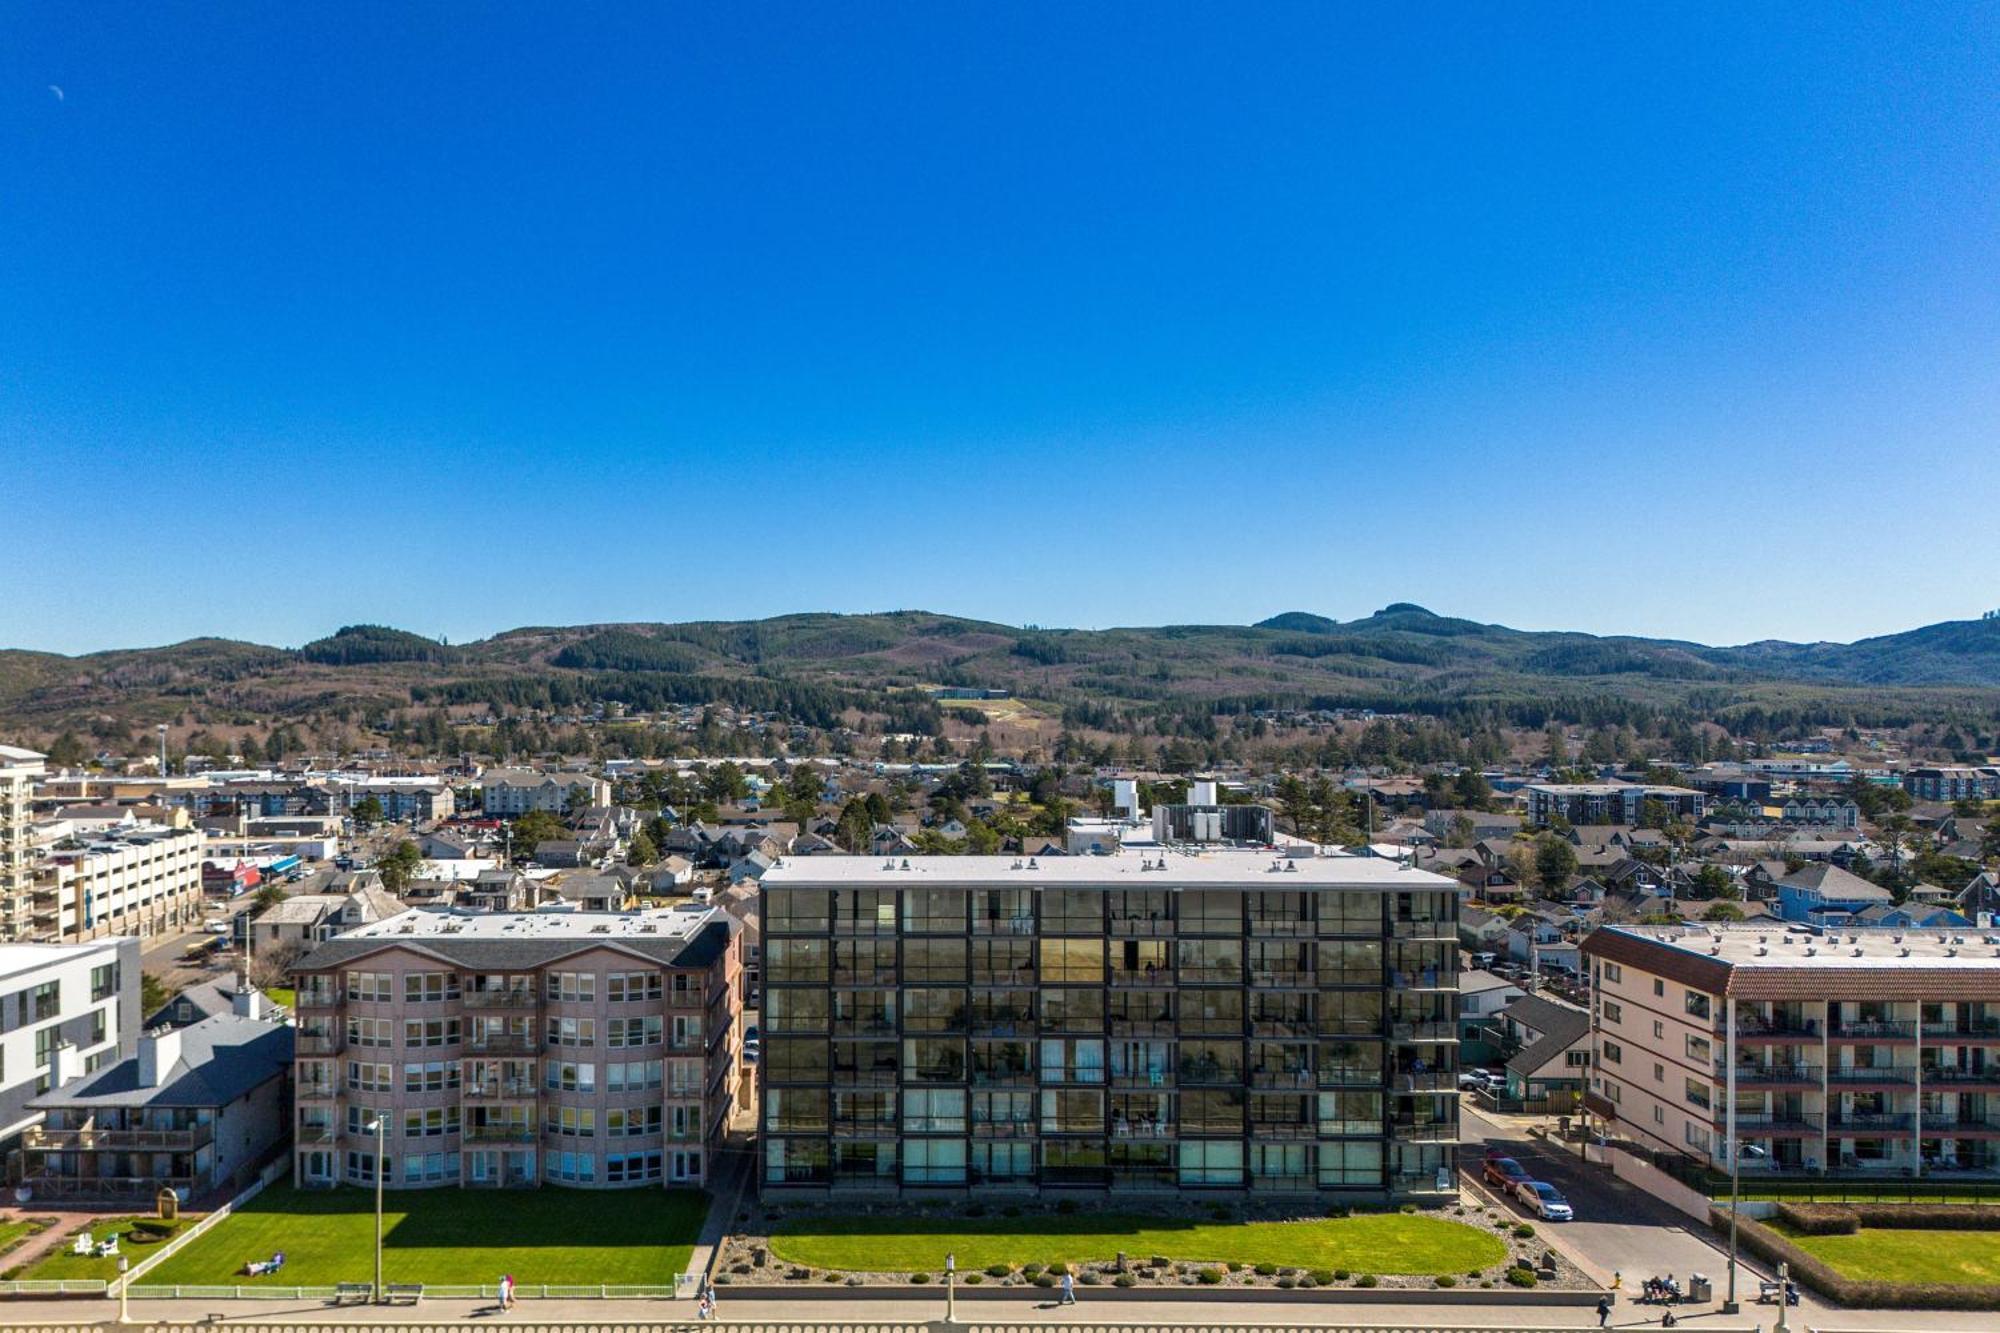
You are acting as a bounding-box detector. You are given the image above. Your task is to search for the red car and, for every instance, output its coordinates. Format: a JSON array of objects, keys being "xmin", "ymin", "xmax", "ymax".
[{"xmin": 1482, "ymin": 1155, "xmax": 1530, "ymax": 1190}]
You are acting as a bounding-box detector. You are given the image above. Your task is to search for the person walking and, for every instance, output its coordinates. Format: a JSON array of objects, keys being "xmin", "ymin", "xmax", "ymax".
[
  {"xmin": 1596, "ymin": 1294, "xmax": 1612, "ymax": 1327},
  {"xmin": 499, "ymin": 1273, "xmax": 515, "ymax": 1311},
  {"xmin": 1060, "ymin": 1271, "xmax": 1076, "ymax": 1305}
]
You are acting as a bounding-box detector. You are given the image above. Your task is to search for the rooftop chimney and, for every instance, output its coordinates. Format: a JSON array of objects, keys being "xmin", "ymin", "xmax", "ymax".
[
  {"xmin": 138, "ymin": 1027, "xmax": 183, "ymax": 1088},
  {"xmin": 233, "ymin": 985, "xmax": 266, "ymax": 1020}
]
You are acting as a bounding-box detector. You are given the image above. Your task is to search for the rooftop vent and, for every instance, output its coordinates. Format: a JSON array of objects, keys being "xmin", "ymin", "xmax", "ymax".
[
  {"xmin": 1284, "ymin": 861, "xmax": 1298, "ymax": 872},
  {"xmin": 1027, "ymin": 858, "xmax": 1039, "ymax": 870},
  {"xmin": 901, "ymin": 859, "xmax": 912, "ymax": 871},
  {"xmin": 1901, "ymin": 947, "xmax": 1911, "ymax": 957},
  {"xmin": 1852, "ymin": 947, "xmax": 1864, "ymax": 958},
  {"xmin": 1011, "ymin": 859, "xmax": 1022, "ymax": 870},
  {"xmin": 1755, "ymin": 945, "xmax": 1768, "ymax": 957},
  {"xmin": 1948, "ymin": 946, "xmax": 1960, "ymax": 957},
  {"xmin": 1805, "ymin": 946, "xmax": 1817, "ymax": 956}
]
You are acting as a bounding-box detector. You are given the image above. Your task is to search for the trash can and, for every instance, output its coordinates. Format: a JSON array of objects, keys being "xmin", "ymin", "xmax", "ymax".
[{"xmin": 1686, "ymin": 1273, "xmax": 1712, "ymax": 1304}]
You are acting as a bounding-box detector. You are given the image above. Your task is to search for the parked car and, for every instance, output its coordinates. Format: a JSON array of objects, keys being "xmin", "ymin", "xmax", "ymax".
[
  {"xmin": 1457, "ymin": 1071, "xmax": 1488, "ymax": 1091},
  {"xmin": 1483, "ymin": 1155, "xmax": 1530, "ymax": 1190},
  {"xmin": 1516, "ymin": 1179, "xmax": 1574, "ymax": 1221}
]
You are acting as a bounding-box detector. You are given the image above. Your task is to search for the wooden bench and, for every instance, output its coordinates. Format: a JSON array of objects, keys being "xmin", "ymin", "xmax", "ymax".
[
  {"xmin": 386, "ymin": 1283, "xmax": 425, "ymax": 1305},
  {"xmin": 332, "ymin": 1283, "xmax": 372, "ymax": 1305}
]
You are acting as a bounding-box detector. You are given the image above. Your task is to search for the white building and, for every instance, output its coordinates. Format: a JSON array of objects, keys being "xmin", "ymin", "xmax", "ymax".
[
  {"xmin": 1, "ymin": 747, "xmax": 46, "ymax": 941},
  {"xmin": 34, "ymin": 822, "xmax": 204, "ymax": 943},
  {"xmin": 0, "ymin": 937, "xmax": 141, "ymax": 1145},
  {"xmin": 480, "ymin": 769, "xmax": 611, "ymax": 818}
]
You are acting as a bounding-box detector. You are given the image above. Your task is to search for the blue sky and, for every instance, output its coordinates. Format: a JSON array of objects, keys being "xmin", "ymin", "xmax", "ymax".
[{"xmin": 4, "ymin": 4, "xmax": 1998, "ymax": 655}]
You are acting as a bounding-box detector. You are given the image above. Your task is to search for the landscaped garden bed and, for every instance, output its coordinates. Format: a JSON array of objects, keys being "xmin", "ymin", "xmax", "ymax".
[
  {"xmin": 714, "ymin": 1196, "xmax": 1592, "ymax": 1294},
  {"xmin": 9, "ymin": 1215, "xmax": 197, "ymax": 1282}
]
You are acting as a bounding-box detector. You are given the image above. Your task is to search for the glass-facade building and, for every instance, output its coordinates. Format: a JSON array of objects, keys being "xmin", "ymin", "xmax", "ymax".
[{"xmin": 758, "ymin": 851, "xmax": 1461, "ymax": 1198}]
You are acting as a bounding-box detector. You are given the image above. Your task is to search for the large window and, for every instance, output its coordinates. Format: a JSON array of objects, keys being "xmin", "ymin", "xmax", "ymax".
[
  {"xmin": 1039, "ymin": 1038, "xmax": 1106, "ymax": 1084},
  {"xmin": 766, "ymin": 887, "xmax": 831, "ymax": 934},
  {"xmin": 903, "ymin": 888, "xmax": 966, "ymax": 934},
  {"xmin": 1178, "ymin": 1140, "xmax": 1244, "ymax": 1185},
  {"xmin": 1319, "ymin": 894, "xmax": 1381, "ymax": 935},
  {"xmin": 766, "ymin": 1089, "xmax": 829, "ymax": 1133},
  {"xmin": 833, "ymin": 939, "xmax": 896, "ymax": 985},
  {"xmin": 766, "ymin": 939, "xmax": 830, "ymax": 984},
  {"xmin": 1318, "ymin": 1090, "xmax": 1383, "ymax": 1134},
  {"xmin": 1108, "ymin": 890, "xmax": 1171, "ymax": 932},
  {"xmin": 765, "ymin": 1038, "xmax": 831, "ymax": 1082},
  {"xmin": 903, "ymin": 1038, "xmax": 967, "ymax": 1082},
  {"xmin": 902, "ymin": 1138, "xmax": 967, "ymax": 1184},
  {"xmin": 1040, "ymin": 988, "xmax": 1104, "ymax": 1034},
  {"xmin": 903, "ymin": 939, "xmax": 967, "ymax": 983},
  {"xmin": 970, "ymin": 938, "xmax": 1035, "ymax": 985},
  {"xmin": 1041, "ymin": 888, "xmax": 1101, "ymax": 934},
  {"xmin": 901, "ymin": 1088, "xmax": 966, "ymax": 1132},
  {"xmin": 830, "ymin": 888, "xmax": 894, "ymax": 935},
  {"xmin": 1181, "ymin": 989, "xmax": 1244, "ymax": 1036},
  {"xmin": 1318, "ymin": 1139, "xmax": 1383, "ymax": 1187},
  {"xmin": 1041, "ymin": 939, "xmax": 1104, "ymax": 984},
  {"xmin": 904, "ymin": 989, "xmax": 968, "ymax": 1034},
  {"xmin": 767, "ymin": 989, "xmax": 831, "ymax": 1034},
  {"xmin": 1317, "ymin": 940, "xmax": 1383, "ymax": 987},
  {"xmin": 1179, "ymin": 891, "xmax": 1242, "ymax": 935},
  {"xmin": 974, "ymin": 888, "xmax": 1034, "ymax": 935},
  {"xmin": 1041, "ymin": 1089, "xmax": 1105, "ymax": 1134},
  {"xmin": 403, "ymin": 972, "xmax": 460, "ymax": 1003},
  {"xmin": 1248, "ymin": 891, "xmax": 1310, "ymax": 935}
]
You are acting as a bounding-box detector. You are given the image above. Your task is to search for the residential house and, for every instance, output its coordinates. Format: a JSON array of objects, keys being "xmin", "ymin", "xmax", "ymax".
[
  {"xmin": 21, "ymin": 999, "xmax": 291, "ymax": 1201},
  {"xmin": 1486, "ymin": 995, "xmax": 1591, "ymax": 1109},
  {"xmin": 1774, "ymin": 863, "xmax": 1895, "ymax": 925}
]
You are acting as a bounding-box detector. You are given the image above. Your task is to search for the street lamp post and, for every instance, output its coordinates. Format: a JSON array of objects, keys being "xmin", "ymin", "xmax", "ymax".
[
  {"xmin": 369, "ymin": 1118, "xmax": 386, "ymax": 1303},
  {"xmin": 117, "ymin": 1255, "xmax": 129, "ymax": 1324},
  {"xmin": 945, "ymin": 1252, "xmax": 956, "ymax": 1324}
]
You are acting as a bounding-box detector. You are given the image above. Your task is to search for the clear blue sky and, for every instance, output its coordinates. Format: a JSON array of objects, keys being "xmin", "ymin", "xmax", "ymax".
[{"xmin": 5, "ymin": 4, "xmax": 1998, "ymax": 655}]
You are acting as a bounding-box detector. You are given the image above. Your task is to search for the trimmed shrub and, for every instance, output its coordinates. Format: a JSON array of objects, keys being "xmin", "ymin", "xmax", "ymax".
[
  {"xmin": 1114, "ymin": 1275, "xmax": 1137, "ymax": 1289},
  {"xmin": 1354, "ymin": 1274, "xmax": 1378, "ymax": 1287},
  {"xmin": 1198, "ymin": 1267, "xmax": 1224, "ymax": 1285},
  {"xmin": 1333, "ymin": 1269, "xmax": 1350, "ymax": 1281},
  {"xmin": 1150, "ymin": 1256, "xmax": 1171, "ymax": 1269},
  {"xmin": 1253, "ymin": 1262, "xmax": 1278, "ymax": 1277},
  {"xmin": 821, "ymin": 1272, "xmax": 841, "ymax": 1283},
  {"xmin": 1033, "ymin": 1274, "xmax": 1057, "ymax": 1289},
  {"xmin": 1047, "ymin": 1262, "xmax": 1069, "ymax": 1276},
  {"xmin": 1310, "ymin": 1269, "xmax": 1335, "ymax": 1285},
  {"xmin": 1513, "ymin": 1222, "xmax": 1536, "ymax": 1238},
  {"xmin": 910, "ymin": 1272, "xmax": 931, "ymax": 1284},
  {"xmin": 1002, "ymin": 1205, "xmax": 1022, "ymax": 1218},
  {"xmin": 985, "ymin": 1264, "xmax": 1011, "ymax": 1278},
  {"xmin": 1276, "ymin": 1276, "xmax": 1297, "ymax": 1289},
  {"xmin": 712, "ymin": 1274, "xmax": 732, "ymax": 1286},
  {"xmin": 964, "ymin": 1273, "xmax": 984, "ymax": 1286},
  {"xmin": 1021, "ymin": 1262, "xmax": 1044, "ymax": 1277},
  {"xmin": 1435, "ymin": 1275, "xmax": 1459, "ymax": 1288},
  {"xmin": 1080, "ymin": 1272, "xmax": 1101, "ymax": 1286},
  {"xmin": 1777, "ymin": 1202, "xmax": 1861, "ymax": 1235},
  {"xmin": 1857, "ymin": 1204, "xmax": 2000, "ymax": 1232},
  {"xmin": 1506, "ymin": 1267, "xmax": 1538, "ymax": 1288}
]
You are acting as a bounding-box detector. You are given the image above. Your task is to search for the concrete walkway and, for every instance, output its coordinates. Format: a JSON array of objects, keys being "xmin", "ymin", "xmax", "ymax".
[{"xmin": 681, "ymin": 1150, "xmax": 750, "ymax": 1290}]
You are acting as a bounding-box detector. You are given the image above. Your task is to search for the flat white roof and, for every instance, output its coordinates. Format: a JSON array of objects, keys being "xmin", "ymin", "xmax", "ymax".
[
  {"xmin": 0, "ymin": 939, "xmax": 125, "ymax": 981},
  {"xmin": 761, "ymin": 848, "xmax": 1460, "ymax": 890},
  {"xmin": 1605, "ymin": 924, "xmax": 2000, "ymax": 970},
  {"xmin": 344, "ymin": 906, "xmax": 720, "ymax": 941}
]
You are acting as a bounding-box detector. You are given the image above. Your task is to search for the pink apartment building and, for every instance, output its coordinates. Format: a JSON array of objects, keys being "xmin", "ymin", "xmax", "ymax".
[{"xmin": 290, "ymin": 906, "xmax": 740, "ymax": 1190}]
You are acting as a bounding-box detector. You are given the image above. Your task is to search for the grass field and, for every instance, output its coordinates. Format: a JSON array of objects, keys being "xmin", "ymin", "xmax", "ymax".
[
  {"xmin": 16, "ymin": 1218, "xmax": 153, "ymax": 1281},
  {"xmin": 264, "ymin": 986, "xmax": 296, "ymax": 1010},
  {"xmin": 1777, "ymin": 1224, "xmax": 2000, "ymax": 1285},
  {"xmin": 144, "ymin": 1184, "xmax": 707, "ymax": 1286},
  {"xmin": 769, "ymin": 1212, "xmax": 1504, "ymax": 1275}
]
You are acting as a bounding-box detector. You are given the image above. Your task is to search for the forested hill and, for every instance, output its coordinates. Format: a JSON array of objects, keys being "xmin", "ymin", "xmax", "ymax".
[{"xmin": 2, "ymin": 606, "xmax": 1998, "ymax": 739}]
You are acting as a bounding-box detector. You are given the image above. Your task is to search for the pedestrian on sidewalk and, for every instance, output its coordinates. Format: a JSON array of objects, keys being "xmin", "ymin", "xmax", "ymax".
[
  {"xmin": 1596, "ymin": 1294, "xmax": 1611, "ymax": 1327},
  {"xmin": 499, "ymin": 1273, "xmax": 515, "ymax": 1311},
  {"xmin": 1060, "ymin": 1271, "xmax": 1076, "ymax": 1305}
]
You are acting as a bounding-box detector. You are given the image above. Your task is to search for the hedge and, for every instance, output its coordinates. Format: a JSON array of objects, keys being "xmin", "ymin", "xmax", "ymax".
[{"xmin": 1775, "ymin": 1203, "xmax": 1859, "ymax": 1235}]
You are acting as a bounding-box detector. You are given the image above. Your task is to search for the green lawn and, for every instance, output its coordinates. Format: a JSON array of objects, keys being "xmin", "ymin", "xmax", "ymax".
[
  {"xmin": 769, "ymin": 1212, "xmax": 1504, "ymax": 1275},
  {"xmin": 0, "ymin": 1218, "xmax": 44, "ymax": 1265},
  {"xmin": 17, "ymin": 1217, "xmax": 154, "ymax": 1281},
  {"xmin": 264, "ymin": 986, "xmax": 296, "ymax": 1010},
  {"xmin": 146, "ymin": 1184, "xmax": 707, "ymax": 1286},
  {"xmin": 1778, "ymin": 1224, "xmax": 2000, "ymax": 1285}
]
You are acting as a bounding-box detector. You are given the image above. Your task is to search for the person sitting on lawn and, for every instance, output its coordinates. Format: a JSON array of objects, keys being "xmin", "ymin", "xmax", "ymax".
[{"xmin": 245, "ymin": 1251, "xmax": 285, "ymax": 1276}]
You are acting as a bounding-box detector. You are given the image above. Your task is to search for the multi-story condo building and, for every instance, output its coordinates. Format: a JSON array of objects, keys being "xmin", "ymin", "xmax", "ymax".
[
  {"xmin": 1584, "ymin": 923, "xmax": 2000, "ymax": 1181},
  {"xmin": 1, "ymin": 747, "xmax": 45, "ymax": 941},
  {"xmin": 32, "ymin": 822, "xmax": 204, "ymax": 943},
  {"xmin": 289, "ymin": 906, "xmax": 739, "ymax": 1191},
  {"xmin": 1902, "ymin": 767, "xmax": 1997, "ymax": 804},
  {"xmin": 480, "ymin": 770, "xmax": 610, "ymax": 818},
  {"xmin": 1525, "ymin": 783, "xmax": 1707, "ymax": 829},
  {"xmin": 0, "ymin": 938, "xmax": 141, "ymax": 1145},
  {"xmin": 758, "ymin": 849, "xmax": 1462, "ymax": 1200}
]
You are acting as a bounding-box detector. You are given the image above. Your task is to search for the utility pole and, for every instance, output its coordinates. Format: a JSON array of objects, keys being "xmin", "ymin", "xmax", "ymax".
[{"xmin": 370, "ymin": 1118, "xmax": 386, "ymax": 1302}]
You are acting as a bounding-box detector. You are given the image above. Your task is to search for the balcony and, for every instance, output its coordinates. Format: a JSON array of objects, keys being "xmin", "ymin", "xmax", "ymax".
[
  {"xmin": 1390, "ymin": 1119, "xmax": 1461, "ymax": 1143},
  {"xmin": 1393, "ymin": 1069, "xmax": 1460, "ymax": 1093},
  {"xmin": 464, "ymin": 990, "xmax": 538, "ymax": 1009},
  {"xmin": 1390, "ymin": 918, "xmax": 1455, "ymax": 940},
  {"xmin": 462, "ymin": 1081, "xmax": 538, "ymax": 1100},
  {"xmin": 1250, "ymin": 1121, "xmax": 1317, "ymax": 1140},
  {"xmin": 295, "ymin": 990, "xmax": 338, "ymax": 1010},
  {"xmin": 1248, "ymin": 971, "xmax": 1314, "ymax": 991},
  {"xmin": 1827, "ymin": 1066, "xmax": 1913, "ymax": 1086},
  {"xmin": 970, "ymin": 1120, "xmax": 1036, "ymax": 1139},
  {"xmin": 1923, "ymin": 1067, "xmax": 2000, "ymax": 1087},
  {"xmin": 466, "ymin": 1033, "xmax": 540, "ymax": 1056},
  {"xmin": 295, "ymin": 1124, "xmax": 337, "ymax": 1145},
  {"xmin": 1110, "ymin": 1120, "xmax": 1175, "ymax": 1140},
  {"xmin": 1319, "ymin": 1067, "xmax": 1385, "ymax": 1088},
  {"xmin": 297, "ymin": 1083, "xmax": 341, "ymax": 1103},
  {"xmin": 1250, "ymin": 1069, "xmax": 1314, "ymax": 1091},
  {"xmin": 1829, "ymin": 1112, "xmax": 1915, "ymax": 1133},
  {"xmin": 1831, "ymin": 1020, "xmax": 1916, "ymax": 1041},
  {"xmin": 1251, "ymin": 1019, "xmax": 1314, "ymax": 1040},
  {"xmin": 1110, "ymin": 970, "xmax": 1174, "ymax": 989},
  {"xmin": 24, "ymin": 1122, "xmax": 214, "ymax": 1152},
  {"xmin": 1924, "ymin": 1020, "xmax": 2000, "ymax": 1042},
  {"xmin": 463, "ymin": 1124, "xmax": 537, "ymax": 1143},
  {"xmin": 1716, "ymin": 1061, "xmax": 1821, "ymax": 1088},
  {"xmin": 1390, "ymin": 1021, "xmax": 1458, "ymax": 1043},
  {"xmin": 296, "ymin": 1030, "xmax": 346, "ymax": 1056},
  {"xmin": 1178, "ymin": 1063, "xmax": 1246, "ymax": 1087}
]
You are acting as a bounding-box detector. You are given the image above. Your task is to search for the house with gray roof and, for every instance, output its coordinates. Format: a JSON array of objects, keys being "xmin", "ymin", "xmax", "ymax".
[
  {"xmin": 21, "ymin": 997, "xmax": 292, "ymax": 1201},
  {"xmin": 1488, "ymin": 994, "xmax": 1591, "ymax": 1109}
]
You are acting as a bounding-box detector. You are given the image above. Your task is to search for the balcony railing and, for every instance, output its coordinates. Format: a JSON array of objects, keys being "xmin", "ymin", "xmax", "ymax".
[
  {"xmin": 1924, "ymin": 1020, "xmax": 2000, "ymax": 1040},
  {"xmin": 1390, "ymin": 1119, "xmax": 1461, "ymax": 1142},
  {"xmin": 295, "ymin": 1124, "xmax": 337, "ymax": 1145},
  {"xmin": 463, "ymin": 1124, "xmax": 537, "ymax": 1143},
  {"xmin": 295, "ymin": 990, "xmax": 338, "ymax": 1009},
  {"xmin": 1319, "ymin": 1067, "xmax": 1385, "ymax": 1088},
  {"xmin": 464, "ymin": 990, "xmax": 538, "ymax": 1009},
  {"xmin": 297, "ymin": 1084, "xmax": 341, "ymax": 1102},
  {"xmin": 462, "ymin": 1081, "xmax": 538, "ymax": 1100},
  {"xmin": 1391, "ymin": 1021, "xmax": 1457, "ymax": 1042},
  {"xmin": 1390, "ymin": 918, "xmax": 1456, "ymax": 940},
  {"xmin": 24, "ymin": 1122, "xmax": 214, "ymax": 1152},
  {"xmin": 1729, "ymin": 1112, "xmax": 1822, "ymax": 1131},
  {"xmin": 1925, "ymin": 1067, "xmax": 2000, "ymax": 1086},
  {"xmin": 1827, "ymin": 1066, "xmax": 1913, "ymax": 1085},
  {"xmin": 1831, "ymin": 1021, "xmax": 1917, "ymax": 1039},
  {"xmin": 1393, "ymin": 1070, "xmax": 1460, "ymax": 1093},
  {"xmin": 296, "ymin": 1031, "xmax": 345, "ymax": 1056},
  {"xmin": 1716, "ymin": 1061, "xmax": 1822, "ymax": 1086},
  {"xmin": 466, "ymin": 1034, "xmax": 540, "ymax": 1056},
  {"xmin": 1250, "ymin": 1069, "xmax": 1314, "ymax": 1090},
  {"xmin": 1829, "ymin": 1112, "xmax": 1915, "ymax": 1132}
]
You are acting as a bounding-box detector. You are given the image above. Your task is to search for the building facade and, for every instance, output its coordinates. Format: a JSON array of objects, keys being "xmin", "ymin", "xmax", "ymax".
[
  {"xmin": 1585, "ymin": 924, "xmax": 2000, "ymax": 1181},
  {"xmin": 33, "ymin": 823, "xmax": 204, "ymax": 943},
  {"xmin": 1525, "ymin": 783, "xmax": 1706, "ymax": 829},
  {"xmin": 1902, "ymin": 767, "xmax": 1997, "ymax": 804},
  {"xmin": 290, "ymin": 906, "xmax": 739, "ymax": 1191},
  {"xmin": 480, "ymin": 770, "xmax": 611, "ymax": 818},
  {"xmin": 0, "ymin": 747, "xmax": 45, "ymax": 942},
  {"xmin": 0, "ymin": 938, "xmax": 141, "ymax": 1145},
  {"xmin": 758, "ymin": 850, "xmax": 1462, "ymax": 1199}
]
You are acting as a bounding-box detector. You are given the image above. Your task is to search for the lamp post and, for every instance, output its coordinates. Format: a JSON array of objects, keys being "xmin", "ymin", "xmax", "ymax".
[
  {"xmin": 369, "ymin": 1118, "xmax": 386, "ymax": 1303},
  {"xmin": 945, "ymin": 1251, "xmax": 956, "ymax": 1324},
  {"xmin": 117, "ymin": 1255, "xmax": 129, "ymax": 1324},
  {"xmin": 1773, "ymin": 1260, "xmax": 1793, "ymax": 1333}
]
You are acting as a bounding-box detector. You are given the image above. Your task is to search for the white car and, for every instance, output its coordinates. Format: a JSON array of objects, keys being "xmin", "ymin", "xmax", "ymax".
[{"xmin": 1515, "ymin": 1179, "xmax": 1574, "ymax": 1221}]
